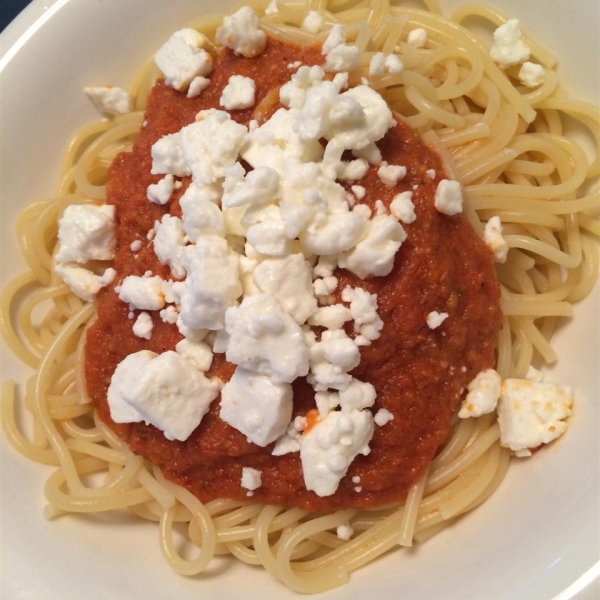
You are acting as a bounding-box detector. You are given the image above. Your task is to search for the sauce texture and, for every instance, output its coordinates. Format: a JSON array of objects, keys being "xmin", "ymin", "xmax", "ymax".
[{"xmin": 85, "ymin": 39, "xmax": 503, "ymax": 511}]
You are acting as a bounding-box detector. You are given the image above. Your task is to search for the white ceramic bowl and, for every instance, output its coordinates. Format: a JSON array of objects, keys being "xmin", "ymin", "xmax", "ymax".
[{"xmin": 1, "ymin": 1, "xmax": 598, "ymax": 599}]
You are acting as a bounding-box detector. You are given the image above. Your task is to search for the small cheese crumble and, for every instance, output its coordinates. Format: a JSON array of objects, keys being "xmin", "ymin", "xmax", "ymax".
[
  {"xmin": 241, "ymin": 467, "xmax": 262, "ymax": 490},
  {"xmin": 483, "ymin": 216, "xmax": 509, "ymax": 263},
  {"xmin": 390, "ymin": 191, "xmax": 416, "ymax": 224},
  {"xmin": 490, "ymin": 19, "xmax": 530, "ymax": 68},
  {"xmin": 519, "ymin": 62, "xmax": 545, "ymax": 88},
  {"xmin": 374, "ymin": 408, "xmax": 394, "ymax": 426},
  {"xmin": 132, "ymin": 312, "xmax": 154, "ymax": 340},
  {"xmin": 130, "ymin": 240, "xmax": 142, "ymax": 252},
  {"xmin": 426, "ymin": 311, "xmax": 448, "ymax": 329},
  {"xmin": 216, "ymin": 7, "xmax": 267, "ymax": 58},
  {"xmin": 147, "ymin": 174, "xmax": 175, "ymax": 205},
  {"xmin": 84, "ymin": 86, "xmax": 132, "ymax": 116},
  {"xmin": 302, "ymin": 11, "xmax": 323, "ymax": 34},
  {"xmin": 377, "ymin": 163, "xmax": 406, "ymax": 187},
  {"xmin": 220, "ymin": 75, "xmax": 256, "ymax": 110},
  {"xmin": 458, "ymin": 369, "xmax": 502, "ymax": 418},
  {"xmin": 336, "ymin": 523, "xmax": 354, "ymax": 540},
  {"xmin": 187, "ymin": 76, "xmax": 210, "ymax": 98},
  {"xmin": 434, "ymin": 179, "xmax": 463, "ymax": 216},
  {"xmin": 407, "ymin": 28, "xmax": 427, "ymax": 48}
]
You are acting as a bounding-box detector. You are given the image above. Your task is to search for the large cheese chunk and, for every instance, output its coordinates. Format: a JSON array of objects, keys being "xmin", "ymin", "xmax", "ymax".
[
  {"xmin": 300, "ymin": 409, "xmax": 374, "ymax": 496},
  {"xmin": 220, "ymin": 367, "xmax": 293, "ymax": 446}
]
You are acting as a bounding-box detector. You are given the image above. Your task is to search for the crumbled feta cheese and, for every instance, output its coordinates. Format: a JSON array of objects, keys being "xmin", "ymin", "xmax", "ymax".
[
  {"xmin": 309, "ymin": 329, "xmax": 360, "ymax": 391},
  {"xmin": 220, "ymin": 75, "xmax": 256, "ymax": 110},
  {"xmin": 55, "ymin": 204, "xmax": 115, "ymax": 264},
  {"xmin": 225, "ymin": 294, "xmax": 309, "ymax": 383},
  {"xmin": 300, "ymin": 409, "xmax": 374, "ymax": 497},
  {"xmin": 483, "ymin": 216, "xmax": 509, "ymax": 263},
  {"xmin": 351, "ymin": 185, "xmax": 366, "ymax": 200},
  {"xmin": 220, "ymin": 367, "xmax": 293, "ymax": 446},
  {"xmin": 179, "ymin": 110, "xmax": 248, "ymax": 184},
  {"xmin": 55, "ymin": 264, "xmax": 111, "ymax": 302},
  {"xmin": 133, "ymin": 312, "xmax": 153, "ymax": 340},
  {"xmin": 151, "ymin": 133, "xmax": 191, "ymax": 177},
  {"xmin": 374, "ymin": 408, "xmax": 394, "ymax": 426},
  {"xmin": 384, "ymin": 54, "xmax": 403, "ymax": 74},
  {"xmin": 377, "ymin": 163, "xmax": 406, "ymax": 186},
  {"xmin": 155, "ymin": 29, "xmax": 213, "ymax": 91},
  {"xmin": 498, "ymin": 379, "xmax": 573, "ymax": 457},
  {"xmin": 160, "ymin": 306, "xmax": 179, "ymax": 324},
  {"xmin": 458, "ymin": 369, "xmax": 502, "ymax": 418},
  {"xmin": 426, "ymin": 311, "xmax": 448, "ymax": 329},
  {"xmin": 241, "ymin": 108, "xmax": 323, "ymax": 176},
  {"xmin": 240, "ymin": 466, "xmax": 262, "ymax": 490},
  {"xmin": 179, "ymin": 235, "xmax": 241, "ymax": 330},
  {"xmin": 314, "ymin": 276, "xmax": 338, "ymax": 299},
  {"xmin": 338, "ymin": 379, "xmax": 377, "ymax": 412},
  {"xmin": 175, "ymin": 339, "xmax": 213, "ymax": 371},
  {"xmin": 252, "ymin": 254, "xmax": 318, "ymax": 324},
  {"xmin": 216, "ymin": 6, "xmax": 267, "ymax": 58},
  {"xmin": 179, "ymin": 183, "xmax": 224, "ymax": 242},
  {"xmin": 302, "ymin": 11, "xmax": 323, "ymax": 34},
  {"xmin": 130, "ymin": 240, "xmax": 142, "ymax": 252},
  {"xmin": 426, "ymin": 168, "xmax": 436, "ymax": 179},
  {"xmin": 222, "ymin": 164, "xmax": 280, "ymax": 208},
  {"xmin": 322, "ymin": 24, "xmax": 345, "ymax": 55},
  {"xmin": 147, "ymin": 174, "xmax": 175, "ymax": 205},
  {"xmin": 246, "ymin": 218, "xmax": 290, "ymax": 256},
  {"xmin": 107, "ymin": 350, "xmax": 156, "ymax": 423},
  {"xmin": 84, "ymin": 86, "xmax": 132, "ymax": 116},
  {"xmin": 338, "ymin": 215, "xmax": 406, "ymax": 279},
  {"xmin": 324, "ymin": 41, "xmax": 360, "ymax": 72},
  {"xmin": 390, "ymin": 191, "xmax": 416, "ymax": 224},
  {"xmin": 301, "ymin": 211, "xmax": 369, "ymax": 256},
  {"xmin": 434, "ymin": 179, "xmax": 463, "ymax": 216},
  {"xmin": 519, "ymin": 61, "xmax": 545, "ymax": 88},
  {"xmin": 407, "ymin": 28, "xmax": 427, "ymax": 48},
  {"xmin": 287, "ymin": 61, "xmax": 302, "ymax": 70},
  {"xmin": 336, "ymin": 523, "xmax": 354, "ymax": 540},
  {"xmin": 118, "ymin": 275, "xmax": 165, "ymax": 310},
  {"xmin": 308, "ymin": 304, "xmax": 352, "ymax": 330},
  {"xmin": 153, "ymin": 214, "xmax": 187, "ymax": 279},
  {"xmin": 187, "ymin": 76, "xmax": 210, "ymax": 98},
  {"xmin": 341, "ymin": 286, "xmax": 384, "ymax": 342},
  {"xmin": 490, "ymin": 19, "xmax": 530, "ymax": 68},
  {"xmin": 369, "ymin": 52, "xmax": 386, "ymax": 76},
  {"xmin": 121, "ymin": 350, "xmax": 219, "ymax": 441}
]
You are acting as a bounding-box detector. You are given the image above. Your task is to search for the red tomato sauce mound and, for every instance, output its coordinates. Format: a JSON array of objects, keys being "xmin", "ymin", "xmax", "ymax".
[{"xmin": 85, "ymin": 39, "xmax": 503, "ymax": 512}]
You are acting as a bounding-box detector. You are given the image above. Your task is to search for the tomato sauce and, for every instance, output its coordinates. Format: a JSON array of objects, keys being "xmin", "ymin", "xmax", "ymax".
[{"xmin": 85, "ymin": 39, "xmax": 503, "ymax": 512}]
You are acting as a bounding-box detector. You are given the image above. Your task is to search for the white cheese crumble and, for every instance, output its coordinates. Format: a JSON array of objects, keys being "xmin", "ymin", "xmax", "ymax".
[
  {"xmin": 336, "ymin": 523, "xmax": 354, "ymax": 540},
  {"xmin": 187, "ymin": 76, "xmax": 210, "ymax": 98},
  {"xmin": 426, "ymin": 311, "xmax": 448, "ymax": 329},
  {"xmin": 374, "ymin": 408, "xmax": 394, "ymax": 426},
  {"xmin": 309, "ymin": 329, "xmax": 360, "ymax": 391},
  {"xmin": 434, "ymin": 179, "xmax": 463, "ymax": 216},
  {"xmin": 153, "ymin": 215, "xmax": 187, "ymax": 279},
  {"xmin": 130, "ymin": 240, "xmax": 142, "ymax": 252},
  {"xmin": 519, "ymin": 62, "xmax": 546, "ymax": 88},
  {"xmin": 179, "ymin": 235, "xmax": 241, "ymax": 330},
  {"xmin": 458, "ymin": 369, "xmax": 502, "ymax": 418},
  {"xmin": 498, "ymin": 379, "xmax": 573, "ymax": 457},
  {"xmin": 490, "ymin": 19, "xmax": 530, "ymax": 68},
  {"xmin": 308, "ymin": 305, "xmax": 352, "ymax": 330},
  {"xmin": 351, "ymin": 185, "xmax": 366, "ymax": 200},
  {"xmin": 220, "ymin": 75, "xmax": 256, "ymax": 110},
  {"xmin": 118, "ymin": 275, "xmax": 165, "ymax": 311},
  {"xmin": 84, "ymin": 86, "xmax": 132, "ymax": 116},
  {"xmin": 369, "ymin": 52, "xmax": 386, "ymax": 76},
  {"xmin": 300, "ymin": 409, "xmax": 374, "ymax": 497},
  {"xmin": 119, "ymin": 351, "xmax": 219, "ymax": 441},
  {"xmin": 216, "ymin": 6, "xmax": 267, "ymax": 58},
  {"xmin": 384, "ymin": 54, "xmax": 403, "ymax": 74},
  {"xmin": 155, "ymin": 29, "xmax": 213, "ymax": 91},
  {"xmin": 147, "ymin": 174, "xmax": 175, "ymax": 205},
  {"xmin": 55, "ymin": 204, "xmax": 115, "ymax": 264},
  {"xmin": 225, "ymin": 294, "xmax": 310, "ymax": 384},
  {"xmin": 407, "ymin": 28, "xmax": 428, "ymax": 48},
  {"xmin": 133, "ymin": 312, "xmax": 153, "ymax": 340},
  {"xmin": 151, "ymin": 133, "xmax": 191, "ymax": 177},
  {"xmin": 240, "ymin": 466, "xmax": 262, "ymax": 490},
  {"xmin": 483, "ymin": 216, "xmax": 509, "ymax": 263},
  {"xmin": 390, "ymin": 191, "xmax": 416, "ymax": 224},
  {"xmin": 321, "ymin": 24, "xmax": 360, "ymax": 72},
  {"xmin": 54, "ymin": 264, "xmax": 113, "ymax": 302},
  {"xmin": 302, "ymin": 11, "xmax": 323, "ymax": 34},
  {"xmin": 220, "ymin": 367, "xmax": 293, "ymax": 446},
  {"xmin": 377, "ymin": 163, "xmax": 406, "ymax": 186},
  {"xmin": 180, "ymin": 110, "xmax": 248, "ymax": 184},
  {"xmin": 175, "ymin": 339, "xmax": 213, "ymax": 371}
]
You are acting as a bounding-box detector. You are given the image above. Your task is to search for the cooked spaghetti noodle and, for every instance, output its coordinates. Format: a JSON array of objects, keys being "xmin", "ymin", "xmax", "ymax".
[{"xmin": 1, "ymin": 0, "xmax": 598, "ymax": 593}]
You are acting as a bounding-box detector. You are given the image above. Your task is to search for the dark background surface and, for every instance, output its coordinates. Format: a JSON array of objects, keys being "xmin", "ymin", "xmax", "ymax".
[{"xmin": 2, "ymin": 0, "xmax": 31, "ymax": 33}]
